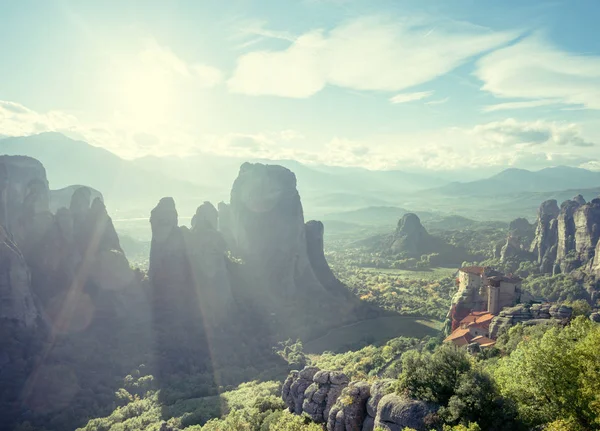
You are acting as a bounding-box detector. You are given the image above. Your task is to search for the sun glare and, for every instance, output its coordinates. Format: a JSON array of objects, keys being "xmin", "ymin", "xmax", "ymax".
[{"xmin": 118, "ymin": 62, "xmax": 175, "ymax": 128}]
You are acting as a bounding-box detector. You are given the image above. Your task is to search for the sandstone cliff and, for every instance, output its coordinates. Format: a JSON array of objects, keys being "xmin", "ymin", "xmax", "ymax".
[{"xmin": 530, "ymin": 196, "xmax": 600, "ymax": 275}]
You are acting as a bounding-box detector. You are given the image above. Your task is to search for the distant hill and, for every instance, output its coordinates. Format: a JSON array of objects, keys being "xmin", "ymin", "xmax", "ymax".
[
  {"xmin": 431, "ymin": 166, "xmax": 600, "ymax": 196},
  {"xmin": 0, "ymin": 133, "xmax": 218, "ymax": 215}
]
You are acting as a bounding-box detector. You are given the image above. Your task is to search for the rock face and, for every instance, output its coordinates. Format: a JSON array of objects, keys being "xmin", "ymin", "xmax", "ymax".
[
  {"xmin": 0, "ymin": 225, "xmax": 39, "ymax": 328},
  {"xmin": 305, "ymin": 220, "xmax": 350, "ymax": 296},
  {"xmin": 327, "ymin": 381, "xmax": 371, "ymax": 431},
  {"xmin": 530, "ymin": 197, "xmax": 600, "ymax": 274},
  {"xmin": 149, "ymin": 198, "xmax": 234, "ymax": 330},
  {"xmin": 530, "ymin": 200, "xmax": 560, "ymax": 273},
  {"xmin": 389, "ymin": 213, "xmax": 430, "ymax": 255},
  {"xmin": 499, "ymin": 218, "xmax": 535, "ymax": 263},
  {"xmin": 0, "ymin": 156, "xmax": 136, "ymax": 430},
  {"xmin": 282, "ymin": 369, "xmax": 435, "ymax": 431},
  {"xmin": 303, "ymin": 370, "xmax": 350, "ymax": 423},
  {"xmin": 489, "ymin": 303, "xmax": 572, "ymax": 338},
  {"xmin": 229, "ymin": 163, "xmax": 321, "ymax": 295},
  {"xmin": 374, "ymin": 394, "xmax": 437, "ymax": 431}
]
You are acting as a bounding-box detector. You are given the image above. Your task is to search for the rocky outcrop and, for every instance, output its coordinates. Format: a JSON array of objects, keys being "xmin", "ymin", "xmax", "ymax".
[
  {"xmin": 374, "ymin": 394, "xmax": 437, "ymax": 431},
  {"xmin": 217, "ymin": 201, "xmax": 235, "ymax": 249},
  {"xmin": 531, "ymin": 196, "xmax": 600, "ymax": 275},
  {"xmin": 149, "ymin": 198, "xmax": 234, "ymax": 329},
  {"xmin": 303, "ymin": 370, "xmax": 350, "ymax": 423},
  {"xmin": 305, "ymin": 220, "xmax": 350, "ymax": 296},
  {"xmin": 0, "ymin": 157, "xmax": 137, "ymax": 430},
  {"xmin": 530, "ymin": 200, "xmax": 560, "ymax": 273},
  {"xmin": 229, "ymin": 163, "xmax": 321, "ymax": 295},
  {"xmin": 49, "ymin": 185, "xmax": 103, "ymax": 213},
  {"xmin": 364, "ymin": 380, "xmax": 395, "ymax": 430},
  {"xmin": 500, "ymin": 235, "xmax": 534, "ymax": 262},
  {"xmin": 283, "ymin": 369, "xmax": 436, "ymax": 431},
  {"xmin": 556, "ymin": 199, "xmax": 584, "ymax": 269},
  {"xmin": 0, "ymin": 225, "xmax": 39, "ymax": 328},
  {"xmin": 499, "ymin": 218, "xmax": 535, "ymax": 263},
  {"xmin": 0, "ymin": 156, "xmax": 49, "ymax": 235},
  {"xmin": 283, "ymin": 367, "xmax": 320, "ymax": 414},
  {"xmin": 489, "ymin": 303, "xmax": 572, "ymax": 338},
  {"xmin": 389, "ymin": 213, "xmax": 430, "ymax": 255},
  {"xmin": 327, "ymin": 381, "xmax": 371, "ymax": 431},
  {"xmin": 574, "ymin": 199, "xmax": 600, "ymax": 265},
  {"xmin": 509, "ymin": 218, "xmax": 534, "ymax": 237}
]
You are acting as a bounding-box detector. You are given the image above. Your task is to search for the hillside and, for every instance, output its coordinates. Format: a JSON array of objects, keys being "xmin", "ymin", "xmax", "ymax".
[{"xmin": 431, "ymin": 166, "xmax": 600, "ymax": 196}]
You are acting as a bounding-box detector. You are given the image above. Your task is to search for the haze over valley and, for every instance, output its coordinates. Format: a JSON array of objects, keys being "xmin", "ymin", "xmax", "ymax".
[{"xmin": 2, "ymin": 2, "xmax": 600, "ymax": 431}]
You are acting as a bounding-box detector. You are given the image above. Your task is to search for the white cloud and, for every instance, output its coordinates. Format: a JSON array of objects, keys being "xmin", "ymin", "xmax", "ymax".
[
  {"xmin": 2, "ymin": 99, "xmax": 597, "ymax": 173},
  {"xmin": 425, "ymin": 97, "xmax": 449, "ymax": 105},
  {"xmin": 0, "ymin": 101, "xmax": 78, "ymax": 137},
  {"xmin": 475, "ymin": 35, "xmax": 600, "ymax": 109},
  {"xmin": 482, "ymin": 99, "xmax": 560, "ymax": 112},
  {"xmin": 390, "ymin": 91, "xmax": 433, "ymax": 104},
  {"xmin": 229, "ymin": 16, "xmax": 518, "ymax": 98},
  {"xmin": 469, "ymin": 118, "xmax": 594, "ymax": 148}
]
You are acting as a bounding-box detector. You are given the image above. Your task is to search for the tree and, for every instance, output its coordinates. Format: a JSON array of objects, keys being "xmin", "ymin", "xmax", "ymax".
[
  {"xmin": 397, "ymin": 345, "xmax": 471, "ymax": 405},
  {"xmin": 494, "ymin": 317, "xmax": 599, "ymax": 429}
]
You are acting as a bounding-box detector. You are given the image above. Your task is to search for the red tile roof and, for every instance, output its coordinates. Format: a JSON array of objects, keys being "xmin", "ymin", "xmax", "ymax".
[
  {"xmin": 471, "ymin": 335, "xmax": 496, "ymax": 347},
  {"xmin": 460, "ymin": 312, "xmax": 495, "ymax": 327},
  {"xmin": 444, "ymin": 328, "xmax": 474, "ymax": 346}
]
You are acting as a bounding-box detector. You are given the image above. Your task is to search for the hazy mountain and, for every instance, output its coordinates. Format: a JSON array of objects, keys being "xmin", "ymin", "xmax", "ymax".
[
  {"xmin": 431, "ymin": 166, "xmax": 600, "ymax": 196},
  {"xmin": 0, "ymin": 133, "xmax": 218, "ymax": 215}
]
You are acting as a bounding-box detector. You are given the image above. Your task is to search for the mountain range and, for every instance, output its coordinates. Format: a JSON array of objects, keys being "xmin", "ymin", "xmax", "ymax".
[{"xmin": 1, "ymin": 132, "xmax": 599, "ymax": 231}]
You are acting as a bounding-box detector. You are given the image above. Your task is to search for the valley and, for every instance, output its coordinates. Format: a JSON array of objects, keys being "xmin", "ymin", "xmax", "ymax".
[{"xmin": 0, "ymin": 135, "xmax": 599, "ymax": 431}]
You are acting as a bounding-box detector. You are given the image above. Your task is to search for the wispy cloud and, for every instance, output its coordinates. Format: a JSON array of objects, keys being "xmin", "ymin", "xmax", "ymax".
[
  {"xmin": 482, "ymin": 99, "xmax": 560, "ymax": 112},
  {"xmin": 425, "ymin": 97, "xmax": 449, "ymax": 105},
  {"xmin": 3, "ymin": 99, "xmax": 597, "ymax": 172},
  {"xmin": 228, "ymin": 16, "xmax": 519, "ymax": 98},
  {"xmin": 475, "ymin": 34, "xmax": 600, "ymax": 109},
  {"xmin": 139, "ymin": 38, "xmax": 223, "ymax": 87},
  {"xmin": 389, "ymin": 91, "xmax": 433, "ymax": 104}
]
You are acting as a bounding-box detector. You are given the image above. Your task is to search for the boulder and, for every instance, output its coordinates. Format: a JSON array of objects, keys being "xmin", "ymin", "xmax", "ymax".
[
  {"xmin": 288, "ymin": 366, "xmax": 320, "ymax": 413},
  {"xmin": 303, "ymin": 370, "xmax": 349, "ymax": 423},
  {"xmin": 366, "ymin": 380, "xmax": 395, "ymax": 418},
  {"xmin": 327, "ymin": 381, "xmax": 371, "ymax": 431},
  {"xmin": 374, "ymin": 394, "xmax": 437, "ymax": 431}
]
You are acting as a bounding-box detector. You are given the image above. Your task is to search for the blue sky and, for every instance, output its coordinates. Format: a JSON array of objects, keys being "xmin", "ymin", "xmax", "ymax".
[{"xmin": 1, "ymin": 0, "xmax": 599, "ymax": 172}]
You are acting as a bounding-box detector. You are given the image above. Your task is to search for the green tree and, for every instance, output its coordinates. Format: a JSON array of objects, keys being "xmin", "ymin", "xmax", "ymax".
[{"xmin": 495, "ymin": 317, "xmax": 599, "ymax": 429}]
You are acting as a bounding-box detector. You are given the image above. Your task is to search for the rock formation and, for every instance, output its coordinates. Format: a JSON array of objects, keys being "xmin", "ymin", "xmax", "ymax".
[
  {"xmin": 374, "ymin": 394, "xmax": 437, "ymax": 431},
  {"xmin": 0, "ymin": 225, "xmax": 39, "ymax": 328},
  {"xmin": 229, "ymin": 163, "xmax": 322, "ymax": 295},
  {"xmin": 530, "ymin": 196, "xmax": 600, "ymax": 275},
  {"xmin": 499, "ymin": 217, "xmax": 535, "ymax": 263},
  {"xmin": 149, "ymin": 198, "xmax": 234, "ymax": 331},
  {"xmin": 530, "ymin": 199, "xmax": 560, "ymax": 273},
  {"xmin": 389, "ymin": 213, "xmax": 431, "ymax": 255},
  {"xmin": 362, "ymin": 212, "xmax": 471, "ymax": 266},
  {"xmin": 0, "ymin": 156, "xmax": 136, "ymax": 430},
  {"xmin": 303, "ymin": 370, "xmax": 350, "ymax": 423},
  {"xmin": 283, "ymin": 368, "xmax": 437, "ymax": 431},
  {"xmin": 489, "ymin": 303, "xmax": 572, "ymax": 338},
  {"xmin": 327, "ymin": 381, "xmax": 371, "ymax": 431}
]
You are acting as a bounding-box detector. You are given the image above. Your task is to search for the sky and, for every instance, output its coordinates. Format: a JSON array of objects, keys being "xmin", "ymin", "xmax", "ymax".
[{"xmin": 1, "ymin": 0, "xmax": 600, "ymax": 173}]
